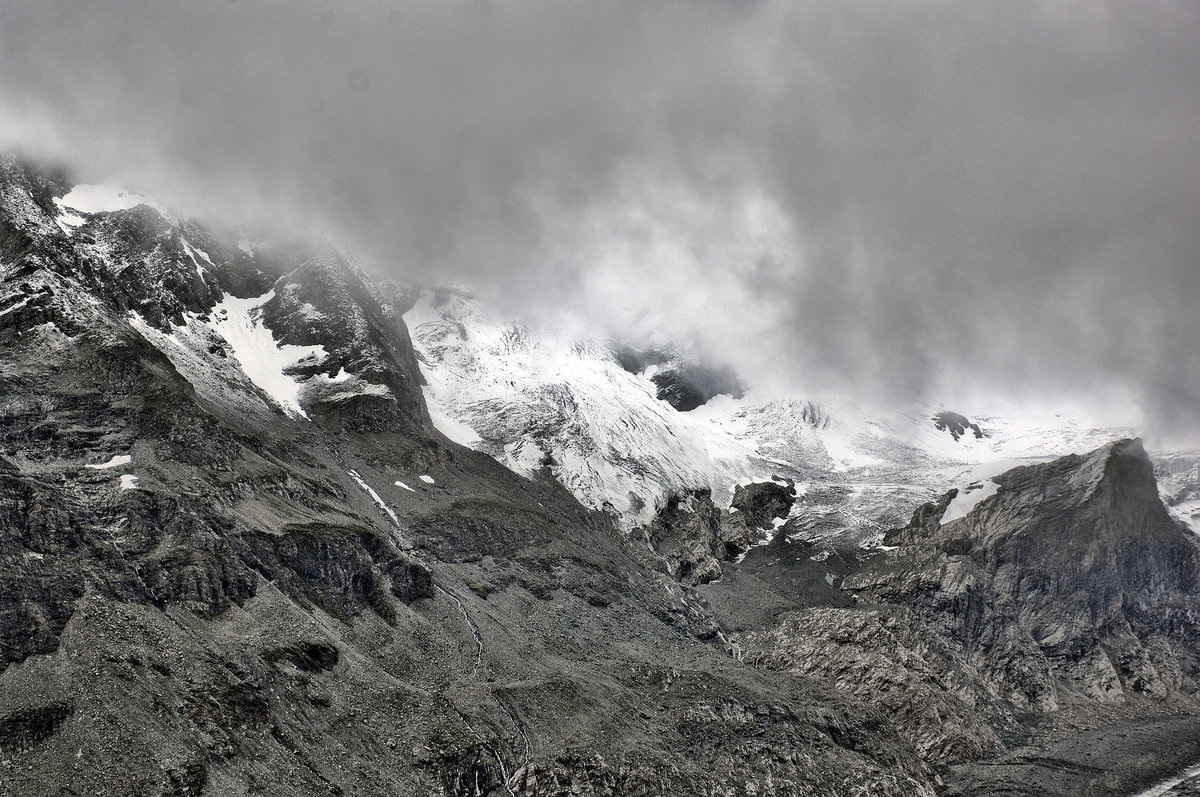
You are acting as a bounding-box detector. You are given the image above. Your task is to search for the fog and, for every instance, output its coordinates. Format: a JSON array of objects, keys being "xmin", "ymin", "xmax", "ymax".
[{"xmin": 2, "ymin": 1, "xmax": 1197, "ymax": 440}]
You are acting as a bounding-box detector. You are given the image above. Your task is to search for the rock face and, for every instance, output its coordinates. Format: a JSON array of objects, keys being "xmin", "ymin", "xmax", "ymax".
[
  {"xmin": 734, "ymin": 605, "xmax": 1016, "ymax": 764},
  {"xmin": 845, "ymin": 438, "xmax": 1200, "ymax": 710},
  {"xmin": 612, "ymin": 345, "xmax": 745, "ymax": 411},
  {"xmin": 934, "ymin": 410, "xmax": 985, "ymax": 441},
  {"xmin": 637, "ymin": 482, "xmax": 796, "ymax": 585},
  {"xmin": 258, "ymin": 257, "xmax": 432, "ymax": 434}
]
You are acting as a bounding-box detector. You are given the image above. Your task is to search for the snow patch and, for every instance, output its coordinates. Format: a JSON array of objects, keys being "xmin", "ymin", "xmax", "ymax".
[
  {"xmin": 394, "ymin": 480, "xmax": 417, "ymax": 493},
  {"xmin": 119, "ymin": 475, "xmax": 139, "ymax": 490},
  {"xmin": 86, "ymin": 454, "xmax": 132, "ymax": 470},
  {"xmin": 56, "ymin": 210, "xmax": 86, "ymax": 231},
  {"xmin": 59, "ymin": 183, "xmax": 159, "ymax": 214},
  {"xmin": 419, "ymin": 475, "xmax": 435, "ymax": 484},
  {"xmin": 942, "ymin": 479, "xmax": 1000, "ymax": 524},
  {"xmin": 348, "ymin": 470, "xmax": 401, "ymax": 527},
  {"xmin": 210, "ymin": 290, "xmax": 327, "ymax": 419},
  {"xmin": 821, "ymin": 429, "xmax": 884, "ymax": 472},
  {"xmin": 182, "ymin": 240, "xmax": 214, "ymax": 278},
  {"xmin": 1167, "ymin": 498, "xmax": 1200, "ymax": 534},
  {"xmin": 425, "ymin": 400, "xmax": 483, "ymax": 447},
  {"xmin": 1129, "ymin": 760, "xmax": 1200, "ymax": 797}
]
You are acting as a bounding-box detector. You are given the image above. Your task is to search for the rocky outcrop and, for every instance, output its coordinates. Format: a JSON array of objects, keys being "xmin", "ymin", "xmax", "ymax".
[
  {"xmin": 933, "ymin": 410, "xmax": 985, "ymax": 441},
  {"xmin": 734, "ymin": 605, "xmax": 1016, "ymax": 764},
  {"xmin": 731, "ymin": 479, "xmax": 795, "ymax": 532},
  {"xmin": 845, "ymin": 438, "xmax": 1200, "ymax": 711},
  {"xmin": 649, "ymin": 362, "xmax": 745, "ymax": 412},
  {"xmin": 638, "ymin": 490, "xmax": 726, "ymax": 585},
  {"xmin": 612, "ymin": 345, "xmax": 745, "ymax": 411},
  {"xmin": 638, "ymin": 482, "xmax": 796, "ymax": 585},
  {"xmin": 260, "ymin": 258, "xmax": 433, "ymax": 435},
  {"xmin": 246, "ymin": 523, "xmax": 432, "ymax": 623}
]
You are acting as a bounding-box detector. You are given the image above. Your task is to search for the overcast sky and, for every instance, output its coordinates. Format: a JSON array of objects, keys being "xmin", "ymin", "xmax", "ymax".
[{"xmin": 2, "ymin": 1, "xmax": 1197, "ymax": 439}]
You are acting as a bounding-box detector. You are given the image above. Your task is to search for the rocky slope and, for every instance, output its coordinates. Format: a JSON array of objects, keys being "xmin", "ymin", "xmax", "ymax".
[
  {"xmin": 845, "ymin": 438, "xmax": 1200, "ymax": 712},
  {"xmin": 700, "ymin": 439, "xmax": 1200, "ymax": 796},
  {"xmin": 3, "ymin": 154, "xmax": 1200, "ymax": 796}
]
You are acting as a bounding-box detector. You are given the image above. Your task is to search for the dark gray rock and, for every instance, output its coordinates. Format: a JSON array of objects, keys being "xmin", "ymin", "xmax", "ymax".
[
  {"xmin": 933, "ymin": 410, "xmax": 985, "ymax": 441},
  {"xmin": 637, "ymin": 489, "xmax": 725, "ymax": 585},
  {"xmin": 611, "ymin": 345, "xmax": 744, "ymax": 411},
  {"xmin": 638, "ymin": 482, "xmax": 796, "ymax": 584},
  {"xmin": 259, "ymin": 257, "xmax": 433, "ymax": 436},
  {"xmin": 846, "ymin": 439, "xmax": 1200, "ymax": 711},
  {"xmin": 731, "ymin": 478, "xmax": 795, "ymax": 533}
]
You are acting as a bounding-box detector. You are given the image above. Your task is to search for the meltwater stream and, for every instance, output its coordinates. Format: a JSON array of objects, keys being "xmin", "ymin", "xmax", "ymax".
[{"xmin": 1131, "ymin": 762, "xmax": 1200, "ymax": 797}]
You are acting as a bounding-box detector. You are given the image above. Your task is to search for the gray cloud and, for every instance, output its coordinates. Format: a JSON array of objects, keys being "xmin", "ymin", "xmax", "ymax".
[{"xmin": 1, "ymin": 1, "xmax": 1197, "ymax": 441}]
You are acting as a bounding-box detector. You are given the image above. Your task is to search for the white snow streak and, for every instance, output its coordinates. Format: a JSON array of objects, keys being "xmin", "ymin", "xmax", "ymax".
[
  {"xmin": 349, "ymin": 470, "xmax": 401, "ymax": 527},
  {"xmin": 941, "ymin": 479, "xmax": 1000, "ymax": 524},
  {"xmin": 419, "ymin": 475, "xmax": 435, "ymax": 484},
  {"xmin": 1129, "ymin": 761, "xmax": 1200, "ymax": 797},
  {"xmin": 394, "ymin": 480, "xmax": 417, "ymax": 493},
  {"xmin": 210, "ymin": 290, "xmax": 326, "ymax": 419},
  {"xmin": 0, "ymin": 297, "xmax": 31, "ymax": 318},
  {"xmin": 86, "ymin": 454, "xmax": 132, "ymax": 470},
  {"xmin": 59, "ymin": 183, "xmax": 159, "ymax": 214}
]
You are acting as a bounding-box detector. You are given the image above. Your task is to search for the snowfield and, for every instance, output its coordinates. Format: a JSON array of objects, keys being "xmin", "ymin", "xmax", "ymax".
[
  {"xmin": 210, "ymin": 290, "xmax": 327, "ymax": 419},
  {"xmin": 59, "ymin": 183, "xmax": 161, "ymax": 215},
  {"xmin": 131, "ymin": 282, "xmax": 388, "ymax": 422},
  {"xmin": 942, "ymin": 479, "xmax": 1001, "ymax": 524}
]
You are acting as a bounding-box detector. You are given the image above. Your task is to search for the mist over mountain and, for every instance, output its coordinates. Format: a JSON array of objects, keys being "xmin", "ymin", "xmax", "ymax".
[
  {"xmin": 4, "ymin": 4, "xmax": 1200, "ymax": 795},
  {"xmin": 1, "ymin": 1, "xmax": 1198, "ymax": 441}
]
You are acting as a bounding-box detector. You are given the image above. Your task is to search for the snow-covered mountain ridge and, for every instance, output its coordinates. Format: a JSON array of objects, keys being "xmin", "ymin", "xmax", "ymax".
[{"xmin": 402, "ymin": 287, "xmax": 1200, "ymax": 540}]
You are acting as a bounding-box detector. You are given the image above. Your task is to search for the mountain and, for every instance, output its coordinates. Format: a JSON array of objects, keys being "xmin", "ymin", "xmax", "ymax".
[{"xmin": 3, "ymin": 154, "xmax": 1200, "ymax": 796}]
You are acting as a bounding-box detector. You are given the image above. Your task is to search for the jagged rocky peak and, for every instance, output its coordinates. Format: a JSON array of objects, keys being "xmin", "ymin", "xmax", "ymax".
[
  {"xmin": 255, "ymin": 255, "xmax": 432, "ymax": 433},
  {"xmin": 933, "ymin": 410, "xmax": 985, "ymax": 441},
  {"xmin": 612, "ymin": 344, "xmax": 745, "ymax": 411},
  {"xmin": 0, "ymin": 154, "xmax": 433, "ymax": 435},
  {"xmin": 730, "ymin": 478, "xmax": 796, "ymax": 531},
  {"xmin": 638, "ymin": 480, "xmax": 797, "ymax": 585},
  {"xmin": 847, "ymin": 437, "xmax": 1200, "ymax": 711}
]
